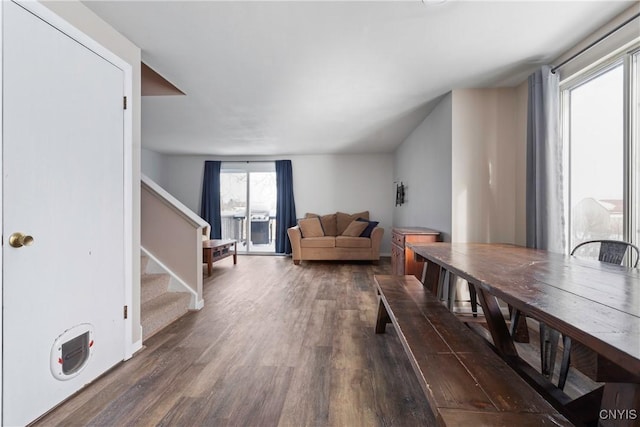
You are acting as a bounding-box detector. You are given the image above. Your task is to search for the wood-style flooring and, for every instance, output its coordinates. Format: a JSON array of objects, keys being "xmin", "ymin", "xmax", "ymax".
[{"xmin": 34, "ymin": 256, "xmax": 437, "ymax": 426}]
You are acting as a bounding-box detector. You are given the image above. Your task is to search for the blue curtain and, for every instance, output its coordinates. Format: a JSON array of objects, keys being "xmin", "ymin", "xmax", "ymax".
[
  {"xmin": 201, "ymin": 161, "xmax": 222, "ymax": 239},
  {"xmin": 275, "ymin": 160, "xmax": 297, "ymax": 254},
  {"xmin": 526, "ymin": 66, "xmax": 565, "ymax": 254}
]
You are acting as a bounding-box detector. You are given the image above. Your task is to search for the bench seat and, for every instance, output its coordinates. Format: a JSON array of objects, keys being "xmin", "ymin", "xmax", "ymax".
[{"xmin": 374, "ymin": 275, "xmax": 573, "ymax": 426}]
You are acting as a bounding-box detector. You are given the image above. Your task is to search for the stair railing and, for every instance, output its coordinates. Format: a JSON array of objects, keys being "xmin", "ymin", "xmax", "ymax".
[{"xmin": 141, "ymin": 174, "xmax": 209, "ymax": 309}]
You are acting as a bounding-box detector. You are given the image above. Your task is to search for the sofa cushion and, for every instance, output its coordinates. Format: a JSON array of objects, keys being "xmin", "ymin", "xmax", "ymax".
[
  {"xmin": 300, "ymin": 236, "xmax": 336, "ymax": 248},
  {"xmin": 336, "ymin": 236, "xmax": 372, "ymax": 248},
  {"xmin": 298, "ymin": 217, "xmax": 324, "ymax": 238},
  {"xmin": 305, "ymin": 212, "xmax": 338, "ymax": 236},
  {"xmin": 342, "ymin": 220, "xmax": 368, "ymax": 237},
  {"xmin": 356, "ymin": 218, "xmax": 379, "ymax": 238},
  {"xmin": 337, "ymin": 211, "xmax": 369, "ymax": 235}
]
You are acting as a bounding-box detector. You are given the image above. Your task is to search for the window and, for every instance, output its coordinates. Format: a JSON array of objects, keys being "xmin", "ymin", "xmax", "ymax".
[{"xmin": 562, "ymin": 45, "xmax": 640, "ymax": 254}]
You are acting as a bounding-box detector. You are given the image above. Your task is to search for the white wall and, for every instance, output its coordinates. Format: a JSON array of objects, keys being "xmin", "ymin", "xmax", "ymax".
[
  {"xmin": 142, "ymin": 148, "xmax": 168, "ymax": 187},
  {"xmin": 393, "ymin": 94, "xmax": 453, "ymax": 241},
  {"xmin": 41, "ymin": 1, "xmax": 143, "ymax": 345},
  {"xmin": 159, "ymin": 153, "xmax": 395, "ymax": 254}
]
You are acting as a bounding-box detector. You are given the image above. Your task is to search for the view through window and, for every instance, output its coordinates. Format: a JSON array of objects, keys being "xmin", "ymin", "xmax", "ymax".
[
  {"xmin": 568, "ymin": 64, "xmax": 624, "ymax": 247},
  {"xmin": 563, "ymin": 46, "xmax": 639, "ymax": 258}
]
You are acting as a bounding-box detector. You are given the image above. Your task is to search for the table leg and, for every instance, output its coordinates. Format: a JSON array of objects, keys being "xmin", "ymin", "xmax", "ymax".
[
  {"xmin": 419, "ymin": 258, "xmax": 440, "ymax": 296},
  {"xmin": 375, "ymin": 297, "xmax": 391, "ymax": 334},
  {"xmin": 539, "ymin": 322, "xmax": 560, "ymax": 380},
  {"xmin": 474, "ymin": 284, "xmax": 518, "ymax": 358},
  {"xmin": 446, "ymin": 270, "xmax": 456, "ymax": 311},
  {"xmin": 232, "ymin": 242, "xmax": 237, "ymax": 264},
  {"xmin": 508, "ymin": 306, "xmax": 530, "ymax": 343},
  {"xmin": 205, "ymin": 248, "xmax": 212, "ymax": 277}
]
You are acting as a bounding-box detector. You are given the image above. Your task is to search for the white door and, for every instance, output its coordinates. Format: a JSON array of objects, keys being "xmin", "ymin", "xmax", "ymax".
[{"xmin": 2, "ymin": 2, "xmax": 126, "ymax": 425}]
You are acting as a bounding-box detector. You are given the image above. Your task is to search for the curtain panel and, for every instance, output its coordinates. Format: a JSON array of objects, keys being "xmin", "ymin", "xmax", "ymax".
[
  {"xmin": 526, "ymin": 66, "xmax": 565, "ymax": 254},
  {"xmin": 526, "ymin": 67, "xmax": 565, "ymax": 380},
  {"xmin": 275, "ymin": 160, "xmax": 297, "ymax": 254},
  {"xmin": 201, "ymin": 160, "xmax": 222, "ymax": 239}
]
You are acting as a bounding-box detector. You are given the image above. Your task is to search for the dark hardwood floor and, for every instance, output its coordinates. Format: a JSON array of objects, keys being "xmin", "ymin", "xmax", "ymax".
[
  {"xmin": 33, "ymin": 255, "xmax": 597, "ymax": 426},
  {"xmin": 34, "ymin": 256, "xmax": 437, "ymax": 426}
]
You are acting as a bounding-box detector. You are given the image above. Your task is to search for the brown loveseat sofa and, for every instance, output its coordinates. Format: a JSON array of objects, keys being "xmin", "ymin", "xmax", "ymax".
[{"xmin": 287, "ymin": 211, "xmax": 384, "ymax": 264}]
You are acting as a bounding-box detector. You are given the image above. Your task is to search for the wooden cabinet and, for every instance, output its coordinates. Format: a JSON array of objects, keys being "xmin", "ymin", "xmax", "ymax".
[{"xmin": 391, "ymin": 227, "xmax": 440, "ymax": 278}]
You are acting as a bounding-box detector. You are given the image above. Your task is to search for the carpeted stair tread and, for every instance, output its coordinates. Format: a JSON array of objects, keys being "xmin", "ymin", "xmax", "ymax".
[
  {"xmin": 141, "ymin": 273, "xmax": 170, "ymax": 304},
  {"xmin": 142, "ymin": 292, "xmax": 190, "ymax": 341}
]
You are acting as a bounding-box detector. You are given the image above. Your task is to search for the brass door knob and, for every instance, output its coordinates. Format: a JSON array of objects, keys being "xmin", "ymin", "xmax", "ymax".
[{"xmin": 9, "ymin": 232, "xmax": 34, "ymax": 248}]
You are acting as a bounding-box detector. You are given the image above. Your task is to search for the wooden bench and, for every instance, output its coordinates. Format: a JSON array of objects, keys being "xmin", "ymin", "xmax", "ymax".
[{"xmin": 374, "ymin": 275, "xmax": 573, "ymax": 426}]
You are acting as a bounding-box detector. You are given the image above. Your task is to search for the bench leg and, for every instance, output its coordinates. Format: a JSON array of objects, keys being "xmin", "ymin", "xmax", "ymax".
[{"xmin": 375, "ymin": 297, "xmax": 391, "ymax": 334}]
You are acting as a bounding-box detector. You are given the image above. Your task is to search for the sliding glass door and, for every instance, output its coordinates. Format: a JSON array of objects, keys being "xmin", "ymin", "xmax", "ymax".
[{"xmin": 219, "ymin": 162, "xmax": 277, "ymax": 254}]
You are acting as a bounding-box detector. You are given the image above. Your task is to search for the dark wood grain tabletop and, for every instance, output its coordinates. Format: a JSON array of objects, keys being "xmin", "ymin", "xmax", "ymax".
[{"xmin": 408, "ymin": 242, "xmax": 640, "ymax": 376}]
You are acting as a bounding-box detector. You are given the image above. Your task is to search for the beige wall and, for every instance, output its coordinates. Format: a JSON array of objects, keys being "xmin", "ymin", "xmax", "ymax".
[
  {"xmin": 392, "ymin": 89, "xmax": 527, "ymax": 244},
  {"xmin": 514, "ymin": 81, "xmax": 528, "ymax": 245},
  {"xmin": 451, "ymin": 88, "xmax": 522, "ymax": 243},
  {"xmin": 141, "ymin": 186, "xmax": 202, "ymax": 300},
  {"xmin": 451, "ymin": 88, "xmax": 525, "ymax": 244},
  {"xmin": 42, "ymin": 1, "xmax": 143, "ymax": 345}
]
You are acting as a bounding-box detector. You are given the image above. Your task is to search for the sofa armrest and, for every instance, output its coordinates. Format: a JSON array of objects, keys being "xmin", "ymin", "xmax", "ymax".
[
  {"xmin": 370, "ymin": 226, "xmax": 384, "ymax": 259},
  {"xmin": 287, "ymin": 225, "xmax": 302, "ymax": 264}
]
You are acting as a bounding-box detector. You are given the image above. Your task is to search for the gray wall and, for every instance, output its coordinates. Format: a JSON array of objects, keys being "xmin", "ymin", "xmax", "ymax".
[
  {"xmin": 142, "ymin": 152, "xmax": 395, "ymax": 254},
  {"xmin": 393, "ymin": 94, "xmax": 453, "ymax": 241},
  {"xmin": 142, "ymin": 86, "xmax": 527, "ymax": 253},
  {"xmin": 141, "ymin": 148, "xmax": 168, "ymax": 187}
]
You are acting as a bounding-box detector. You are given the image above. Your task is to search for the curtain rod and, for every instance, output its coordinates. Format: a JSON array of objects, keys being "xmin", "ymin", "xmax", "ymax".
[{"xmin": 551, "ymin": 12, "xmax": 640, "ymax": 74}]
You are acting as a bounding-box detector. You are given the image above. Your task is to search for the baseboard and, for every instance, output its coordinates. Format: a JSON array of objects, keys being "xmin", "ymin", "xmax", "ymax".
[{"xmin": 126, "ymin": 335, "xmax": 143, "ymax": 361}]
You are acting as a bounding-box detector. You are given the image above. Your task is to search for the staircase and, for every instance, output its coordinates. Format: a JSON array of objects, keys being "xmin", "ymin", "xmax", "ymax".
[{"xmin": 141, "ymin": 255, "xmax": 191, "ymax": 341}]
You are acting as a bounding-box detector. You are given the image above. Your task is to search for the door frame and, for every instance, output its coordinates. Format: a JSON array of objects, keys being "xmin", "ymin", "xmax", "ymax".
[{"xmin": 0, "ymin": 1, "xmax": 134, "ymax": 421}]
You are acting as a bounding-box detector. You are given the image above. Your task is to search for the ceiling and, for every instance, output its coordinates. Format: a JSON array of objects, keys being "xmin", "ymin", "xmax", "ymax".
[{"xmin": 83, "ymin": 1, "xmax": 636, "ymax": 156}]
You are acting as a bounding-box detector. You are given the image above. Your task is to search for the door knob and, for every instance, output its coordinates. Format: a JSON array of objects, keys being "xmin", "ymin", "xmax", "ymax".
[{"xmin": 9, "ymin": 232, "xmax": 34, "ymax": 248}]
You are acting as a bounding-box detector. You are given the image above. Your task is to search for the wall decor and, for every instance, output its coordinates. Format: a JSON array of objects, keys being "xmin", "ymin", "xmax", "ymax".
[{"xmin": 395, "ymin": 182, "xmax": 405, "ymax": 206}]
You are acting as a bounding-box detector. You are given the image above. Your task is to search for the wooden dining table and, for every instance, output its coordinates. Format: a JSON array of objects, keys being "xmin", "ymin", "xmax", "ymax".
[{"xmin": 408, "ymin": 242, "xmax": 640, "ymax": 426}]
